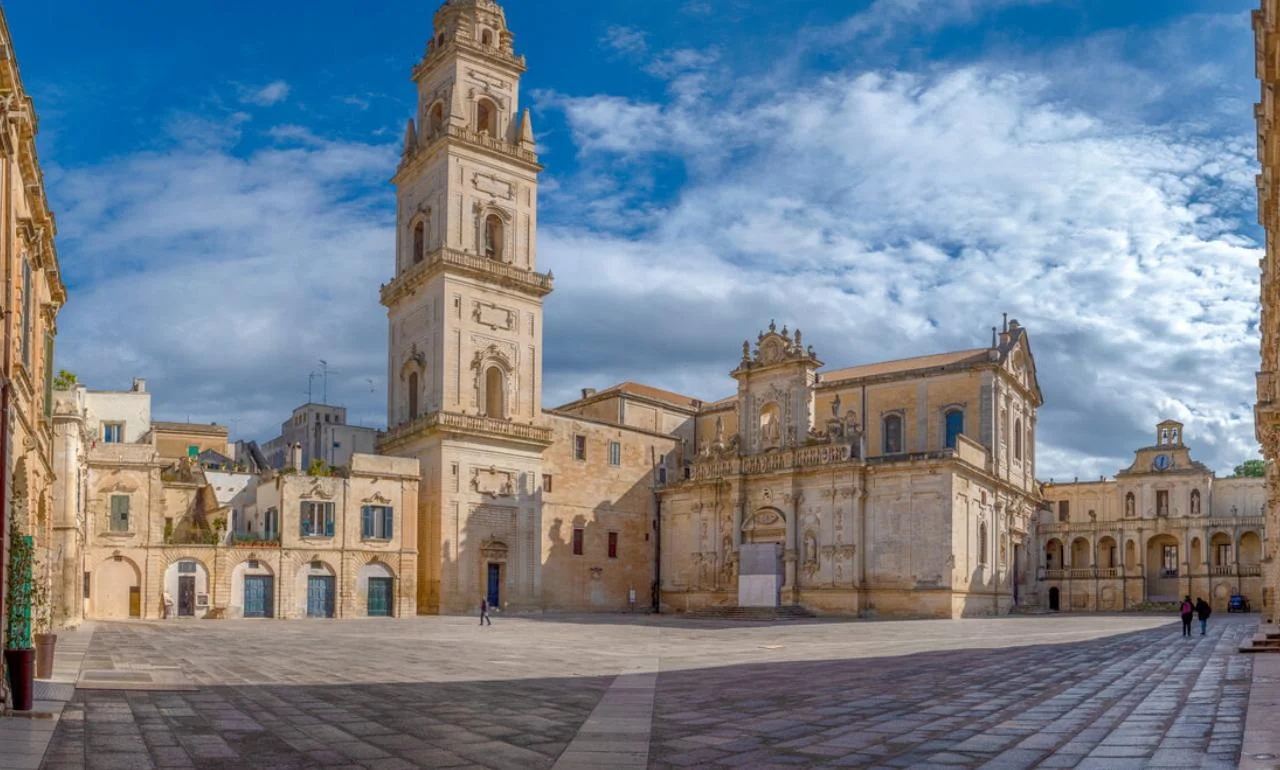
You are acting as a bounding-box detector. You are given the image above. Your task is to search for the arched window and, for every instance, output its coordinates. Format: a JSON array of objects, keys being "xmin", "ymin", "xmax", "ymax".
[
  {"xmin": 484, "ymin": 366, "xmax": 505, "ymax": 418},
  {"xmin": 481, "ymin": 29, "xmax": 494, "ymax": 46},
  {"xmin": 944, "ymin": 409, "xmax": 963, "ymax": 449},
  {"xmin": 1014, "ymin": 418, "xmax": 1023, "ymax": 460},
  {"xmin": 883, "ymin": 413, "xmax": 903, "ymax": 454},
  {"xmin": 412, "ymin": 221, "xmax": 425, "ymax": 264},
  {"xmin": 436, "ymin": 33, "xmax": 446, "ymax": 49},
  {"xmin": 407, "ymin": 371, "xmax": 420, "ymax": 420},
  {"xmin": 476, "ymin": 99, "xmax": 497, "ymax": 135},
  {"xmin": 483, "ymin": 213, "xmax": 504, "ymax": 260},
  {"xmin": 429, "ymin": 103, "xmax": 444, "ymax": 136},
  {"xmin": 979, "ymin": 522, "xmax": 988, "ymax": 565}
]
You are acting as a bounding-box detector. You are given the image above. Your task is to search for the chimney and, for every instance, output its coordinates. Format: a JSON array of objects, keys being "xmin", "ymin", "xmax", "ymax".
[
  {"xmin": 581, "ymin": 388, "xmax": 597, "ymax": 399},
  {"xmin": 290, "ymin": 442, "xmax": 303, "ymax": 470},
  {"xmin": 131, "ymin": 378, "xmax": 147, "ymax": 393}
]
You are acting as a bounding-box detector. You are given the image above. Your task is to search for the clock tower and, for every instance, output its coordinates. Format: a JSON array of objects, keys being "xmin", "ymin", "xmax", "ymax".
[{"xmin": 379, "ymin": 0, "xmax": 554, "ymax": 613}]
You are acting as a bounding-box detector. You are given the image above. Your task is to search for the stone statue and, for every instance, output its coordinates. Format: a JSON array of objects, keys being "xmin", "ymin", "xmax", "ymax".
[
  {"xmin": 832, "ymin": 393, "xmax": 842, "ymax": 418},
  {"xmin": 715, "ymin": 415, "xmax": 724, "ymax": 444},
  {"xmin": 742, "ymin": 340, "xmax": 750, "ymax": 360}
]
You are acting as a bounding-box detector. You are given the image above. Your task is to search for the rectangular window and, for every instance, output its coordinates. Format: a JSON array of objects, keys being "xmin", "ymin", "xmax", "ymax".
[
  {"xmin": 883, "ymin": 414, "xmax": 903, "ymax": 454},
  {"xmin": 542, "ymin": 474, "xmax": 552, "ymax": 493},
  {"xmin": 1162, "ymin": 545, "xmax": 1178, "ymax": 572},
  {"xmin": 608, "ymin": 532, "xmax": 618, "ymax": 559},
  {"xmin": 177, "ymin": 561, "xmax": 196, "ymax": 574},
  {"xmin": 1057, "ymin": 500, "xmax": 1069, "ymax": 522},
  {"xmin": 1156, "ymin": 490, "xmax": 1169, "ymax": 517},
  {"xmin": 20, "ymin": 259, "xmax": 31, "ymax": 369},
  {"xmin": 300, "ymin": 501, "xmax": 335, "ymax": 537},
  {"xmin": 572, "ymin": 527, "xmax": 584, "ymax": 556},
  {"xmin": 609, "ymin": 441, "xmax": 621, "ymax": 466},
  {"xmin": 361, "ymin": 505, "xmax": 394, "ymax": 539},
  {"xmin": 109, "ymin": 495, "xmax": 130, "ymax": 532},
  {"xmin": 264, "ymin": 507, "xmax": 279, "ymax": 539},
  {"xmin": 574, "ymin": 435, "xmax": 586, "ymax": 461},
  {"xmin": 103, "ymin": 422, "xmax": 124, "ymax": 443},
  {"xmin": 1216, "ymin": 543, "xmax": 1231, "ymax": 566}
]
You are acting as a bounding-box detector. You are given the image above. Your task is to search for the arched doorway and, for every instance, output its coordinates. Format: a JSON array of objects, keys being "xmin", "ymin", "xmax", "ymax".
[
  {"xmin": 1146, "ymin": 534, "xmax": 1181, "ymax": 601},
  {"xmin": 1044, "ymin": 538, "xmax": 1064, "ymax": 571},
  {"xmin": 92, "ymin": 554, "xmax": 141, "ymax": 619},
  {"xmin": 1097, "ymin": 537, "xmax": 1118, "ymax": 569},
  {"xmin": 231, "ymin": 558, "xmax": 275, "ymax": 618},
  {"xmin": 359, "ymin": 561, "xmax": 396, "ymax": 617},
  {"xmin": 1048, "ymin": 586, "xmax": 1060, "ymax": 611},
  {"xmin": 1070, "ymin": 537, "xmax": 1091, "ymax": 569},
  {"xmin": 163, "ymin": 558, "xmax": 210, "ymax": 618},
  {"xmin": 297, "ymin": 560, "xmax": 336, "ymax": 618}
]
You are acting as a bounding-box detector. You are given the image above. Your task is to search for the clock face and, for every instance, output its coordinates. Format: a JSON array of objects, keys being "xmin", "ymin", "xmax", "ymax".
[{"xmin": 1153, "ymin": 454, "xmax": 1172, "ymax": 471}]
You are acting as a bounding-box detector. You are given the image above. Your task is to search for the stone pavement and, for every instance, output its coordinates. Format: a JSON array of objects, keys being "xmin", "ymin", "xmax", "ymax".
[
  {"xmin": 0, "ymin": 623, "xmax": 93, "ymax": 770},
  {"xmin": 28, "ymin": 613, "xmax": 1260, "ymax": 769}
]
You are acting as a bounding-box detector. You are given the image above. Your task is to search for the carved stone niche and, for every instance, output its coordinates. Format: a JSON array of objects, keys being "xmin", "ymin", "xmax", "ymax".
[
  {"xmin": 473, "ymin": 301, "xmax": 516, "ymax": 331},
  {"xmin": 471, "ymin": 466, "xmax": 515, "ymax": 498}
]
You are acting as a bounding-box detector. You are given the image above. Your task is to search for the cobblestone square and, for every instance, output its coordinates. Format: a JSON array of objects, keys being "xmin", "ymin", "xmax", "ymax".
[{"xmin": 35, "ymin": 614, "xmax": 1258, "ymax": 769}]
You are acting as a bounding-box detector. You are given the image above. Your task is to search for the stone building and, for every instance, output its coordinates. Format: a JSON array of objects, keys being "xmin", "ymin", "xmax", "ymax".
[
  {"xmin": 1254, "ymin": 0, "xmax": 1280, "ymax": 628},
  {"xmin": 0, "ymin": 3, "xmax": 66, "ymax": 660},
  {"xmin": 51, "ymin": 380, "xmax": 418, "ymax": 622},
  {"xmin": 1038, "ymin": 422, "xmax": 1264, "ymax": 612},
  {"xmin": 258, "ymin": 402, "xmax": 378, "ymax": 471},
  {"xmin": 379, "ymin": 0, "xmax": 1042, "ymax": 619},
  {"xmin": 654, "ymin": 321, "xmax": 1043, "ymax": 618}
]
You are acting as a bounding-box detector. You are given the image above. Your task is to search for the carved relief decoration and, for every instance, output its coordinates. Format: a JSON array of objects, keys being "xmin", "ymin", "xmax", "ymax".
[
  {"xmin": 472, "ymin": 300, "xmax": 516, "ymax": 331},
  {"xmin": 363, "ymin": 491, "xmax": 393, "ymax": 506},
  {"xmin": 471, "ymin": 466, "xmax": 515, "ymax": 498},
  {"xmin": 480, "ymin": 537, "xmax": 509, "ymax": 561},
  {"xmin": 472, "ymin": 172, "xmax": 514, "ymax": 200}
]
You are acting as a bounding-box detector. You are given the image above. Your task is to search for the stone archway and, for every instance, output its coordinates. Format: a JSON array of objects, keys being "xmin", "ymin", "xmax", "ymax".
[{"xmin": 742, "ymin": 507, "xmax": 786, "ymax": 545}]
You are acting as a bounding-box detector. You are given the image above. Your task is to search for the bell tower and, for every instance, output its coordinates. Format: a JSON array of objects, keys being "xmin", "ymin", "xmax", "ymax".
[{"xmin": 379, "ymin": 0, "xmax": 554, "ymax": 614}]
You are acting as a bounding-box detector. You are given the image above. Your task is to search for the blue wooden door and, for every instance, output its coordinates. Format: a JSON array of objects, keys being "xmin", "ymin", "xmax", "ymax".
[
  {"xmin": 244, "ymin": 576, "xmax": 273, "ymax": 618},
  {"xmin": 308, "ymin": 576, "xmax": 335, "ymax": 618},
  {"xmin": 486, "ymin": 564, "xmax": 501, "ymax": 610},
  {"xmin": 367, "ymin": 578, "xmax": 392, "ymax": 617}
]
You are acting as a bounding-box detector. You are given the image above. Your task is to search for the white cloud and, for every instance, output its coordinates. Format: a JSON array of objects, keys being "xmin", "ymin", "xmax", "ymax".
[
  {"xmin": 240, "ymin": 80, "xmax": 291, "ymax": 107},
  {"xmin": 538, "ymin": 44, "xmax": 1261, "ymax": 479},
  {"xmin": 601, "ymin": 26, "xmax": 647, "ymax": 57},
  {"xmin": 833, "ymin": 0, "xmax": 1050, "ymax": 41}
]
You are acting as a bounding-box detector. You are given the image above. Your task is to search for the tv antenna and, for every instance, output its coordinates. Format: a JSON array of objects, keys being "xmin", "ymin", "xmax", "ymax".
[{"xmin": 319, "ymin": 360, "xmax": 329, "ymax": 404}]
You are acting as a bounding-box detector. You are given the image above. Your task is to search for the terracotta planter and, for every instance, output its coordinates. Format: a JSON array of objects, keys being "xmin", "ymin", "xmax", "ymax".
[
  {"xmin": 4, "ymin": 648, "xmax": 35, "ymax": 711},
  {"xmin": 34, "ymin": 633, "xmax": 57, "ymax": 679}
]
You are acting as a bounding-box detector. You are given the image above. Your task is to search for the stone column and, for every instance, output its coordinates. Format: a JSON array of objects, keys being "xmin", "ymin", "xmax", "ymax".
[{"xmin": 785, "ymin": 491, "xmax": 800, "ymax": 604}]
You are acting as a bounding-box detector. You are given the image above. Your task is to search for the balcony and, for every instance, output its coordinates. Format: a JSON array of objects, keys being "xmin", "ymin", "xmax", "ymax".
[
  {"xmin": 380, "ymin": 246, "xmax": 553, "ymax": 307},
  {"xmin": 231, "ymin": 533, "xmax": 280, "ymax": 548},
  {"xmin": 1160, "ymin": 568, "xmax": 1179, "ymax": 579},
  {"xmin": 1241, "ymin": 564, "xmax": 1263, "ymax": 577},
  {"xmin": 379, "ymin": 409, "xmax": 554, "ymax": 453},
  {"xmin": 1211, "ymin": 565, "xmax": 1235, "ymax": 577}
]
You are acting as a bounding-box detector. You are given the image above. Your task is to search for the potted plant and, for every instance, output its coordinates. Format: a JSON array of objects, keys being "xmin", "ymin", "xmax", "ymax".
[
  {"xmin": 32, "ymin": 576, "xmax": 55, "ymax": 680},
  {"xmin": 3, "ymin": 531, "xmax": 35, "ymax": 710}
]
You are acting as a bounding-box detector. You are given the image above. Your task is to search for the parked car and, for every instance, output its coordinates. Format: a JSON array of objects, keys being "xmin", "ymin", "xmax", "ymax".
[{"xmin": 1228, "ymin": 593, "xmax": 1251, "ymax": 613}]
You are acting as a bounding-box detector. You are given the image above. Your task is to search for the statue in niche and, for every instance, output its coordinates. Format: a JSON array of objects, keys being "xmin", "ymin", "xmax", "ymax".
[
  {"xmin": 832, "ymin": 394, "xmax": 842, "ymax": 419},
  {"xmin": 714, "ymin": 415, "xmax": 724, "ymax": 444},
  {"xmin": 1125, "ymin": 494, "xmax": 1135, "ymax": 517}
]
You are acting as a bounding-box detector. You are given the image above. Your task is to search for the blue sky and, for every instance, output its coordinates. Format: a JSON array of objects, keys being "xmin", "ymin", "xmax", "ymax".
[{"xmin": 6, "ymin": 0, "xmax": 1265, "ymax": 478}]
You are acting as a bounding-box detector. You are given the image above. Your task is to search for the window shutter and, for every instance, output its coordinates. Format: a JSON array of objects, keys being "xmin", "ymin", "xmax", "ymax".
[
  {"xmin": 384, "ymin": 508, "xmax": 394, "ymax": 540},
  {"xmin": 361, "ymin": 506, "xmax": 372, "ymax": 538},
  {"xmin": 300, "ymin": 503, "xmax": 310, "ymax": 536},
  {"xmin": 324, "ymin": 503, "xmax": 335, "ymax": 537}
]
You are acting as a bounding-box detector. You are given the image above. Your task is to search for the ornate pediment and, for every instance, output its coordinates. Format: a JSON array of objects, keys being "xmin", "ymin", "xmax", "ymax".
[
  {"xmin": 471, "ymin": 466, "xmax": 515, "ymax": 498},
  {"xmin": 737, "ymin": 320, "xmax": 822, "ymax": 370},
  {"xmin": 480, "ymin": 537, "xmax": 508, "ymax": 561},
  {"xmin": 363, "ymin": 491, "xmax": 393, "ymax": 506},
  {"xmin": 303, "ymin": 482, "xmax": 334, "ymax": 500}
]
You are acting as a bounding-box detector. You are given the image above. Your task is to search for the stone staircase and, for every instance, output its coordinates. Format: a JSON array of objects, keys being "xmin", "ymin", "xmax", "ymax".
[
  {"xmin": 1239, "ymin": 626, "xmax": 1280, "ymax": 654},
  {"xmin": 681, "ymin": 605, "xmax": 818, "ymax": 621},
  {"xmin": 1010, "ymin": 601, "xmax": 1052, "ymax": 615}
]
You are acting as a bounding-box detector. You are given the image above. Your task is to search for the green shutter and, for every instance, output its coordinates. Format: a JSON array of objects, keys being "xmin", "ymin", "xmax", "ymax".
[{"xmin": 384, "ymin": 508, "xmax": 394, "ymax": 540}]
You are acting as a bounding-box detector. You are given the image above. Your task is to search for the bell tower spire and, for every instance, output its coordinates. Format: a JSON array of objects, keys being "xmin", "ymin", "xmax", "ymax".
[{"xmin": 380, "ymin": 0, "xmax": 553, "ymax": 613}]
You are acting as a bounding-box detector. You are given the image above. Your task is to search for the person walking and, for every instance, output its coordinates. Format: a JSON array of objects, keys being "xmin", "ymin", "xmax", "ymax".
[
  {"xmin": 1179, "ymin": 595, "xmax": 1194, "ymax": 637},
  {"xmin": 1195, "ymin": 597, "xmax": 1212, "ymax": 636},
  {"xmin": 480, "ymin": 596, "xmax": 492, "ymax": 626}
]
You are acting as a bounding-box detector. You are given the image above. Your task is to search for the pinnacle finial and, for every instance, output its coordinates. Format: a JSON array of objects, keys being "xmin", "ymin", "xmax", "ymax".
[{"xmin": 769, "ymin": 319, "xmax": 776, "ymax": 333}]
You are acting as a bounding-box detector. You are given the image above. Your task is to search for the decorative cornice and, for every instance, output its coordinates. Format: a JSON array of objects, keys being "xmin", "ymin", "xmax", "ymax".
[
  {"xmin": 381, "ymin": 246, "xmax": 553, "ymax": 306},
  {"xmin": 394, "ymin": 123, "xmax": 540, "ymax": 181},
  {"xmin": 378, "ymin": 409, "xmax": 553, "ymax": 453}
]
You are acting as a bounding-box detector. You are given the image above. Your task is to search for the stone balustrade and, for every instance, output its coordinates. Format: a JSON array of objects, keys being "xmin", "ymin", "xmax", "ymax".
[
  {"xmin": 381, "ymin": 246, "xmax": 553, "ymax": 306},
  {"xmin": 379, "ymin": 409, "xmax": 553, "ymax": 452}
]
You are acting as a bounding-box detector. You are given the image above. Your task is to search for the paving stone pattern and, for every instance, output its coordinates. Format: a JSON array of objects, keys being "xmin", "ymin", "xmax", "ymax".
[{"xmin": 35, "ymin": 613, "xmax": 1255, "ymax": 769}]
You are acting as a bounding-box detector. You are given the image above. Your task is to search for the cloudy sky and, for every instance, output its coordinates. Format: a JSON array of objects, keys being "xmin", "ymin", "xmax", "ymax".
[{"xmin": 8, "ymin": 0, "xmax": 1264, "ymax": 479}]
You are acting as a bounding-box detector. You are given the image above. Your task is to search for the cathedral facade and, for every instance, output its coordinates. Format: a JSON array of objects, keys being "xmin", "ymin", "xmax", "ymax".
[{"xmin": 381, "ymin": 0, "xmax": 1042, "ymax": 619}]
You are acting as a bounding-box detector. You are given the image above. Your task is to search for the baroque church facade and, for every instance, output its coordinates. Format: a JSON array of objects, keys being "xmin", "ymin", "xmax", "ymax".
[{"xmin": 379, "ymin": 0, "xmax": 1044, "ymax": 618}]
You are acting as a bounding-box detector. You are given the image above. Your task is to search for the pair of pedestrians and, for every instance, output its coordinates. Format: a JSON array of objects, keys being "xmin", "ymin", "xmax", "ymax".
[{"xmin": 1179, "ymin": 595, "xmax": 1211, "ymax": 636}]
